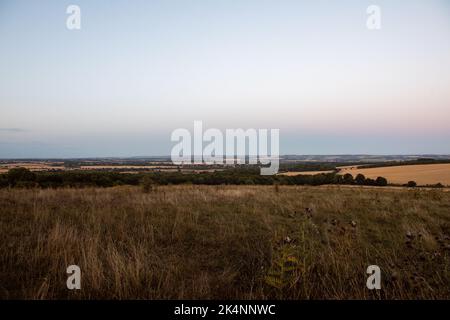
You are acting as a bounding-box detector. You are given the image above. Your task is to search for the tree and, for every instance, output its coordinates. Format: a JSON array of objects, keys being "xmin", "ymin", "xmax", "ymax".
[
  {"xmin": 375, "ymin": 177, "xmax": 388, "ymax": 186},
  {"xmin": 342, "ymin": 173, "xmax": 354, "ymax": 185},
  {"xmin": 333, "ymin": 174, "xmax": 344, "ymax": 184},
  {"xmin": 406, "ymin": 181, "xmax": 417, "ymax": 188},
  {"xmin": 7, "ymin": 167, "xmax": 36, "ymax": 186},
  {"xmin": 355, "ymin": 174, "xmax": 366, "ymax": 185}
]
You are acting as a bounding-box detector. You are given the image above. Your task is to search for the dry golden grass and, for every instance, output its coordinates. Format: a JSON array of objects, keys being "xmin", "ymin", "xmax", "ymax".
[
  {"xmin": 1, "ymin": 185, "xmax": 450, "ymax": 299},
  {"xmin": 339, "ymin": 164, "xmax": 450, "ymax": 186}
]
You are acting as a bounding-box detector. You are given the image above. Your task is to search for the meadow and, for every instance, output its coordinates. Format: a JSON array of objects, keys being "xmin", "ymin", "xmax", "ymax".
[{"xmin": 1, "ymin": 185, "xmax": 449, "ymax": 299}]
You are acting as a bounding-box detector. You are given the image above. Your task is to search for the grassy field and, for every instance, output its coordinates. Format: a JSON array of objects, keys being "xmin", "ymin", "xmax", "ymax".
[
  {"xmin": 1, "ymin": 185, "xmax": 450, "ymax": 299},
  {"xmin": 338, "ymin": 163, "xmax": 450, "ymax": 186}
]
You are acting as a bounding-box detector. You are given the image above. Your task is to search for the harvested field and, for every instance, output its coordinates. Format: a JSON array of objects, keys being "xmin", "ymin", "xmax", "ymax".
[
  {"xmin": 278, "ymin": 170, "xmax": 334, "ymax": 176},
  {"xmin": 0, "ymin": 162, "xmax": 65, "ymax": 173},
  {"xmin": 80, "ymin": 165, "xmax": 175, "ymax": 170},
  {"xmin": 339, "ymin": 164, "xmax": 450, "ymax": 186}
]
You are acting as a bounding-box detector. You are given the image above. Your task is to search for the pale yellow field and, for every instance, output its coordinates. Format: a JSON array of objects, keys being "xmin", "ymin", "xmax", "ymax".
[
  {"xmin": 336, "ymin": 165, "xmax": 363, "ymax": 170},
  {"xmin": 339, "ymin": 163, "xmax": 450, "ymax": 186},
  {"xmin": 278, "ymin": 170, "xmax": 334, "ymax": 176},
  {"xmin": 80, "ymin": 165, "xmax": 175, "ymax": 170},
  {"xmin": 0, "ymin": 162, "xmax": 65, "ymax": 173}
]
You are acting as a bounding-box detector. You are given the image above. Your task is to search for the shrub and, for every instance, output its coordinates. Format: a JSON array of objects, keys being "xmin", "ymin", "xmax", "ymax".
[
  {"xmin": 375, "ymin": 177, "xmax": 388, "ymax": 186},
  {"xmin": 7, "ymin": 168, "xmax": 36, "ymax": 186},
  {"xmin": 407, "ymin": 181, "xmax": 417, "ymax": 188},
  {"xmin": 141, "ymin": 175, "xmax": 156, "ymax": 193},
  {"xmin": 14, "ymin": 181, "xmax": 38, "ymax": 189},
  {"xmin": 355, "ymin": 174, "xmax": 366, "ymax": 185},
  {"xmin": 0, "ymin": 175, "xmax": 9, "ymax": 188},
  {"xmin": 342, "ymin": 173, "xmax": 354, "ymax": 185}
]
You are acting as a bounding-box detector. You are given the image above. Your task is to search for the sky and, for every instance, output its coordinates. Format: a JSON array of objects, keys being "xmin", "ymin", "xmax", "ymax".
[{"xmin": 0, "ymin": 0, "xmax": 450, "ymax": 158}]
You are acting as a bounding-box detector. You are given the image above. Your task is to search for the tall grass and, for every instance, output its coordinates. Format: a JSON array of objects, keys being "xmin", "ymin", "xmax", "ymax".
[{"xmin": 0, "ymin": 185, "xmax": 449, "ymax": 299}]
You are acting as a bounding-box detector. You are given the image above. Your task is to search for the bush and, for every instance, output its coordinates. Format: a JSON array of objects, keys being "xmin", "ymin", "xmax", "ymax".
[
  {"xmin": 375, "ymin": 177, "xmax": 388, "ymax": 186},
  {"xmin": 342, "ymin": 173, "xmax": 354, "ymax": 185},
  {"xmin": 0, "ymin": 175, "xmax": 9, "ymax": 188},
  {"xmin": 141, "ymin": 175, "xmax": 156, "ymax": 193},
  {"xmin": 14, "ymin": 181, "xmax": 38, "ymax": 189},
  {"xmin": 7, "ymin": 168, "xmax": 36, "ymax": 186},
  {"xmin": 364, "ymin": 178, "xmax": 376, "ymax": 186},
  {"xmin": 406, "ymin": 181, "xmax": 417, "ymax": 188},
  {"xmin": 355, "ymin": 174, "xmax": 366, "ymax": 185}
]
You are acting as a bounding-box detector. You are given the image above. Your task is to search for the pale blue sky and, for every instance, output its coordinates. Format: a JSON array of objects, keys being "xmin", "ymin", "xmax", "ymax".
[{"xmin": 1, "ymin": 0, "xmax": 450, "ymax": 157}]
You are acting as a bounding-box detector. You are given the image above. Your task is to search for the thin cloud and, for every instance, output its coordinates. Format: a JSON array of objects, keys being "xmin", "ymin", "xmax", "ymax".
[{"xmin": 0, "ymin": 128, "xmax": 27, "ymax": 132}]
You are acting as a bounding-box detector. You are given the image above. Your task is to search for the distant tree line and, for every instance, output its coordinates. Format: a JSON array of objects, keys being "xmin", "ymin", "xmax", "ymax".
[
  {"xmin": 358, "ymin": 158, "xmax": 450, "ymax": 169},
  {"xmin": 278, "ymin": 161, "xmax": 378, "ymax": 172},
  {"xmin": 0, "ymin": 167, "xmax": 399, "ymax": 189}
]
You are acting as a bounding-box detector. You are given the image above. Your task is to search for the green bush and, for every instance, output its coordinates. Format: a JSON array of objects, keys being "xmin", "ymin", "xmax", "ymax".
[
  {"xmin": 141, "ymin": 175, "xmax": 156, "ymax": 193},
  {"xmin": 0, "ymin": 176, "xmax": 9, "ymax": 188},
  {"xmin": 406, "ymin": 181, "xmax": 417, "ymax": 188},
  {"xmin": 14, "ymin": 181, "xmax": 38, "ymax": 189},
  {"xmin": 342, "ymin": 173, "xmax": 354, "ymax": 185},
  {"xmin": 355, "ymin": 174, "xmax": 366, "ymax": 185},
  {"xmin": 7, "ymin": 168, "xmax": 36, "ymax": 186},
  {"xmin": 376, "ymin": 177, "xmax": 388, "ymax": 186}
]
